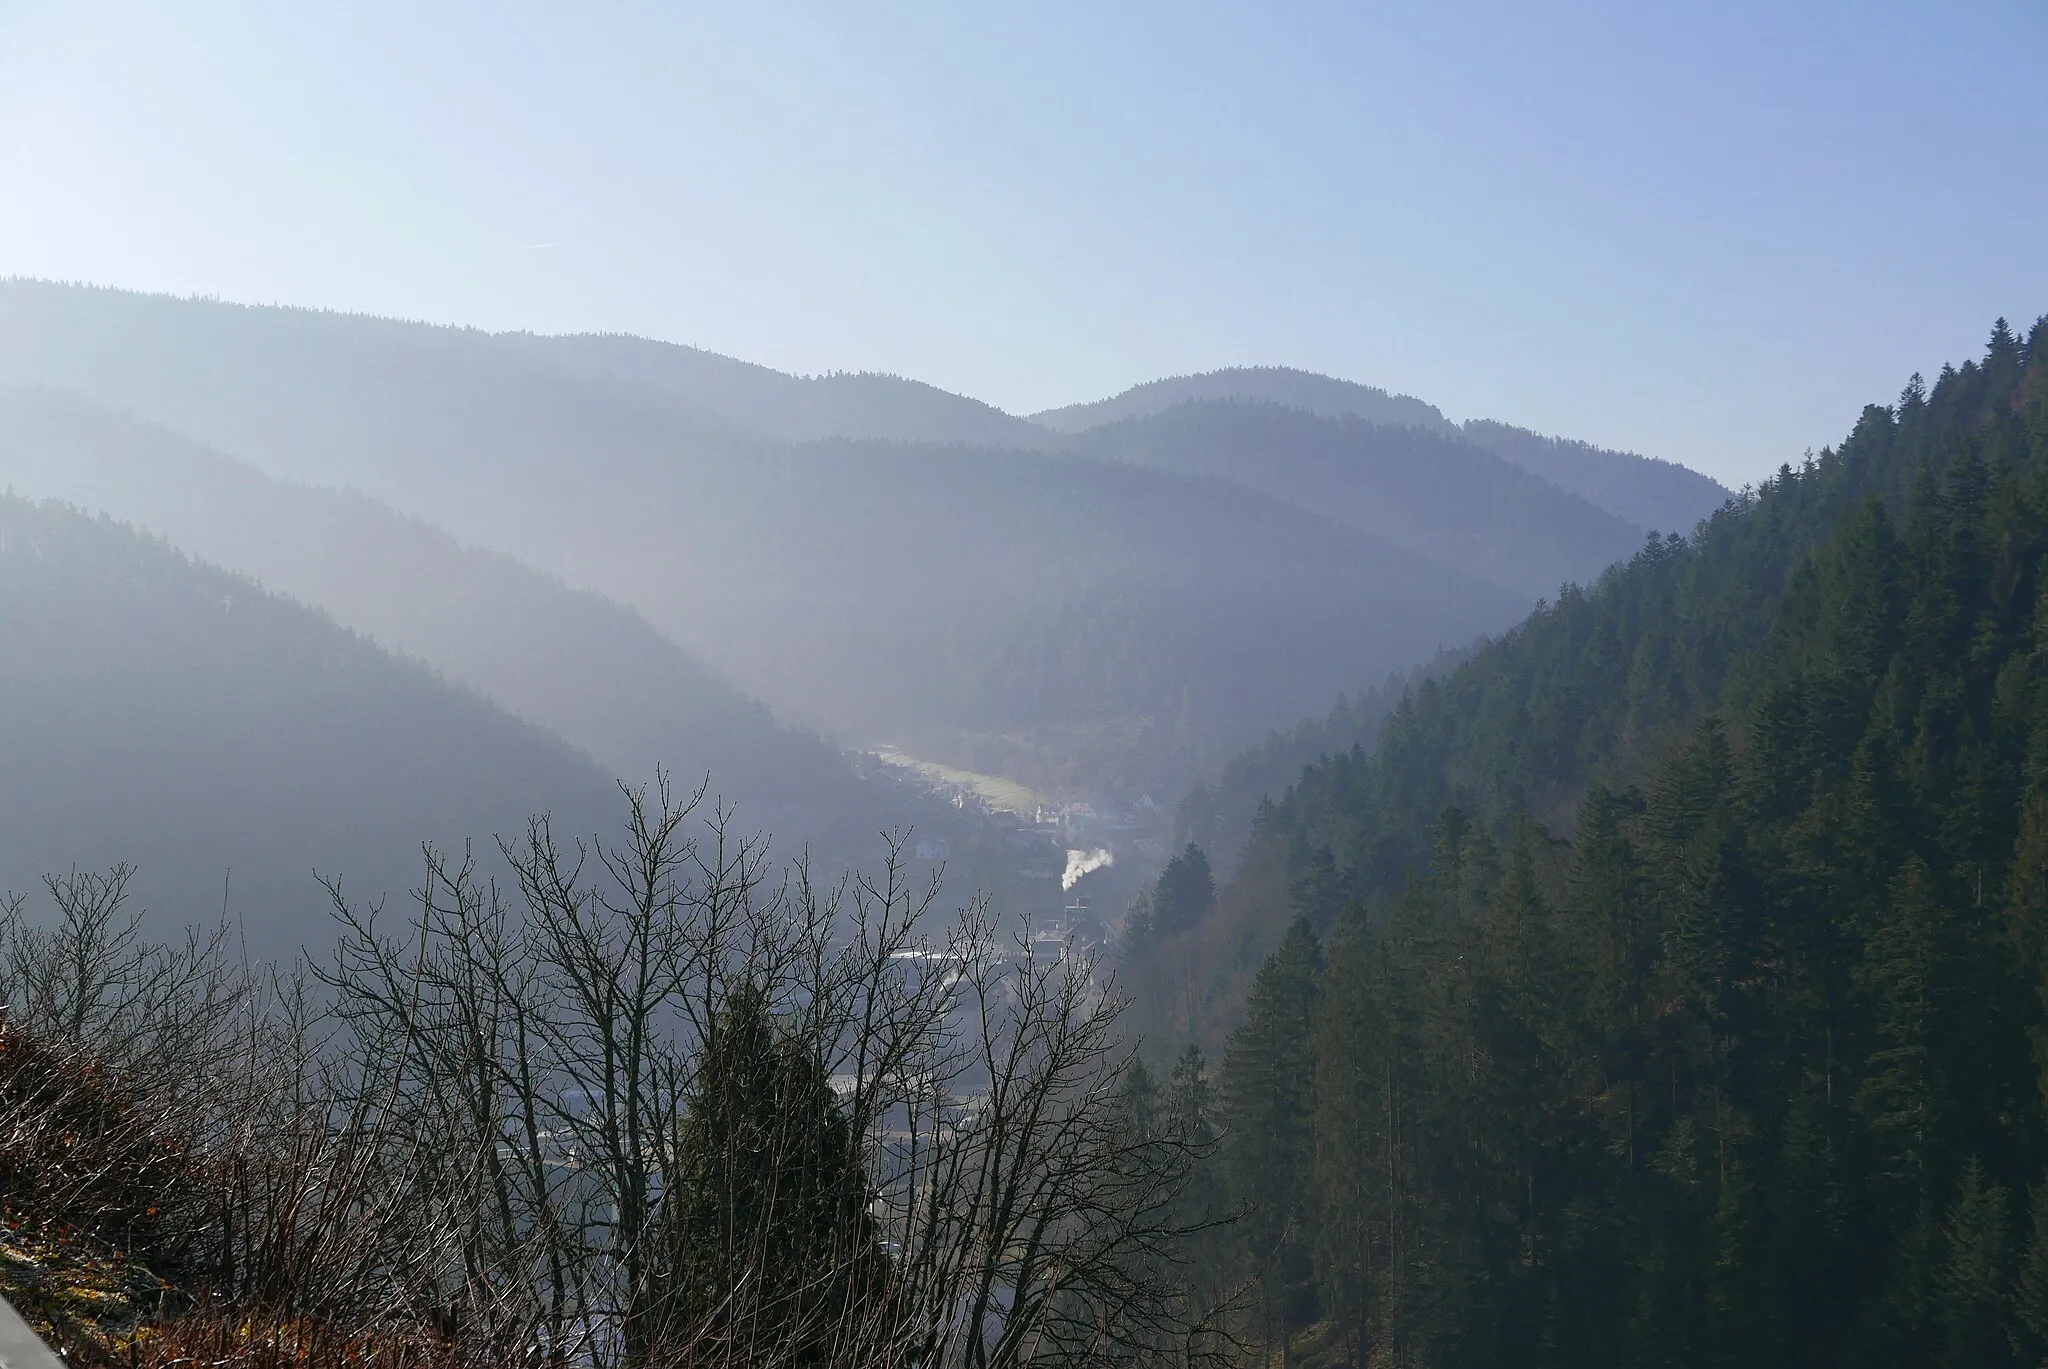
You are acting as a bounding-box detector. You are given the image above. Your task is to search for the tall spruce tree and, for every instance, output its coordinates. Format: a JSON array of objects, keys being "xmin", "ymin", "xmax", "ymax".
[
  {"xmin": 663, "ymin": 981, "xmax": 887, "ymax": 1363},
  {"xmin": 1224, "ymin": 915, "xmax": 1324, "ymax": 1354}
]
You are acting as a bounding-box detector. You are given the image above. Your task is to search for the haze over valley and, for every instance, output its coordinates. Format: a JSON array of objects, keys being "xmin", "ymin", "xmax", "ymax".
[
  {"xmin": 0, "ymin": 278, "xmax": 1731, "ymax": 938},
  {"xmin": 2, "ymin": 5, "xmax": 2041, "ymax": 1364}
]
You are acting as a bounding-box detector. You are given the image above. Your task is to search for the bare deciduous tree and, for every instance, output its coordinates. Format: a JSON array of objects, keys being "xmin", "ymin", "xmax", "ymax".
[{"xmin": 1, "ymin": 774, "xmax": 1236, "ymax": 1367}]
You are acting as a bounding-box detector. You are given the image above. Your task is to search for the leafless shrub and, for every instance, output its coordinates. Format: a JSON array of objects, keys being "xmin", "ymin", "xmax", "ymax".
[{"xmin": 3, "ymin": 774, "xmax": 1234, "ymax": 1367}]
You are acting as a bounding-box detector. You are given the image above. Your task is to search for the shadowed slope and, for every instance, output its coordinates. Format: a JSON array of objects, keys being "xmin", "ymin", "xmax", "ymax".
[
  {"xmin": 0, "ymin": 385, "xmax": 868, "ymax": 843},
  {"xmin": 0, "ymin": 282, "xmax": 1527, "ymax": 793},
  {"xmin": 0, "ymin": 495, "xmax": 622, "ymax": 960},
  {"xmin": 1462, "ymin": 417, "xmax": 1730, "ymax": 535},
  {"xmin": 1075, "ymin": 399, "xmax": 1647, "ymax": 599}
]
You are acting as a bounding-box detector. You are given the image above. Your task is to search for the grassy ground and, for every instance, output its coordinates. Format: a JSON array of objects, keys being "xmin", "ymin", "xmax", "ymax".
[
  {"xmin": 0, "ymin": 1016, "xmax": 461, "ymax": 1369},
  {"xmin": 0, "ymin": 1210, "xmax": 459, "ymax": 1369},
  {"xmin": 0, "ymin": 1212, "xmax": 168, "ymax": 1361}
]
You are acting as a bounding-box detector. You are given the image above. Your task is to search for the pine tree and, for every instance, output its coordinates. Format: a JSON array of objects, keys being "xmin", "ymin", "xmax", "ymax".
[
  {"xmin": 1291, "ymin": 843, "xmax": 1347, "ymax": 925},
  {"xmin": 1940, "ymin": 1157, "xmax": 2015, "ymax": 1369},
  {"xmin": 1312, "ymin": 916, "xmax": 1396, "ymax": 1366},
  {"xmin": 1165, "ymin": 1045, "xmax": 1236, "ymax": 1333},
  {"xmin": 1153, "ymin": 842, "xmax": 1218, "ymax": 939},
  {"xmin": 1856, "ymin": 857, "xmax": 1948, "ymax": 1212},
  {"xmin": 663, "ymin": 981, "xmax": 887, "ymax": 1363},
  {"xmin": 1224, "ymin": 915, "xmax": 1324, "ymax": 1354},
  {"xmin": 2010, "ymin": 1182, "xmax": 2048, "ymax": 1366},
  {"xmin": 1120, "ymin": 1053, "xmax": 1164, "ymax": 1137}
]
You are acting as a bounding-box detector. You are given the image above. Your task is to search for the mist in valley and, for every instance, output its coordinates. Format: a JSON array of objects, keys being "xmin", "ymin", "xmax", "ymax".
[
  {"xmin": 0, "ymin": 278, "xmax": 1728, "ymax": 948},
  {"xmin": 0, "ymin": 4, "xmax": 2041, "ymax": 1366},
  {"xmin": 0, "ymin": 270, "xmax": 1740, "ymax": 1364}
]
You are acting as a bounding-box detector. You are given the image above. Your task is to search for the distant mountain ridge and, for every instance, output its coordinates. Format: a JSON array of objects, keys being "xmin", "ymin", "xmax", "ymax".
[
  {"xmin": 0, "ymin": 385, "xmax": 881, "ymax": 845},
  {"xmin": 1033, "ymin": 362, "xmax": 1730, "ymax": 538},
  {"xmin": 0, "ymin": 282, "xmax": 1532, "ymax": 795},
  {"xmin": 537, "ymin": 343, "xmax": 1731, "ymax": 545},
  {"xmin": 1074, "ymin": 400, "xmax": 1648, "ymax": 600},
  {"xmin": 1031, "ymin": 365, "xmax": 1451, "ymax": 434},
  {"xmin": 0, "ymin": 279, "xmax": 1726, "ymax": 797},
  {"xmin": 510, "ymin": 331, "xmax": 1060, "ymax": 449},
  {"xmin": 1461, "ymin": 418, "xmax": 1730, "ymax": 535},
  {"xmin": 0, "ymin": 279, "xmax": 1725, "ymax": 535}
]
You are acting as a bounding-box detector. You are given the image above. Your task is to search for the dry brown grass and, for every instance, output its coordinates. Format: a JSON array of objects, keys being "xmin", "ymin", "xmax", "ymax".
[
  {"xmin": 0, "ymin": 1019, "xmax": 454, "ymax": 1369},
  {"xmin": 0, "ymin": 1017, "xmax": 199, "ymax": 1359},
  {"xmin": 108, "ymin": 1314, "xmax": 465, "ymax": 1369},
  {"xmin": 0, "ymin": 1210, "xmax": 171, "ymax": 1359},
  {"xmin": 0, "ymin": 1019, "xmax": 197, "ymax": 1256},
  {"xmin": 0, "ymin": 815, "xmax": 1231, "ymax": 1368}
]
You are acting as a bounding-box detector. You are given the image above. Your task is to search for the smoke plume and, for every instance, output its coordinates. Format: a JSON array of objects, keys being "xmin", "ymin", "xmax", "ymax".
[{"xmin": 1062, "ymin": 847, "xmax": 1113, "ymax": 891}]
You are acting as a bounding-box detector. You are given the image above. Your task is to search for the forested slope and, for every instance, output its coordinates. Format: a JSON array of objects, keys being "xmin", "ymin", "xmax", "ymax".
[
  {"xmin": 1171, "ymin": 649, "xmax": 1468, "ymax": 879},
  {"xmin": 0, "ymin": 282, "xmax": 1526, "ymax": 793},
  {"xmin": 1141, "ymin": 317, "xmax": 2048, "ymax": 1366},
  {"xmin": 511, "ymin": 330, "xmax": 1059, "ymax": 447},
  {"xmin": 713, "ymin": 438, "xmax": 1523, "ymax": 792},
  {"xmin": 0, "ymin": 385, "xmax": 885, "ymax": 846},
  {"xmin": 1077, "ymin": 401, "xmax": 1646, "ymax": 598},
  {"xmin": 1461, "ymin": 416, "xmax": 1730, "ymax": 535},
  {"xmin": 1038, "ymin": 364, "xmax": 1729, "ymax": 538},
  {"xmin": 1032, "ymin": 365, "xmax": 1450, "ymax": 434},
  {"xmin": 0, "ymin": 496, "xmax": 623, "ymax": 961}
]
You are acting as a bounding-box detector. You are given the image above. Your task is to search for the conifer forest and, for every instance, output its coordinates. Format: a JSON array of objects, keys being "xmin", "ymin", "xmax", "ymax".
[{"xmin": 1155, "ymin": 320, "xmax": 2048, "ymax": 1367}]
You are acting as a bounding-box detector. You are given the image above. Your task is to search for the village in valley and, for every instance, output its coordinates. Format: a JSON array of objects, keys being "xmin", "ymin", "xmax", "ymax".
[{"xmin": 859, "ymin": 746, "xmax": 1176, "ymax": 957}]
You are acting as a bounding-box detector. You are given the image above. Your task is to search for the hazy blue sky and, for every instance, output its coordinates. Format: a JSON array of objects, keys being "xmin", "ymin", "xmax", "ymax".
[{"xmin": 2, "ymin": 1, "xmax": 2042, "ymax": 485}]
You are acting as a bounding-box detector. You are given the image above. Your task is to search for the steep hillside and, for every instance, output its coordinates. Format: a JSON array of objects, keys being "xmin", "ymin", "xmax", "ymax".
[
  {"xmin": 1462, "ymin": 416, "xmax": 1730, "ymax": 535},
  {"xmin": 1034, "ymin": 362, "xmax": 1730, "ymax": 536},
  {"xmin": 659, "ymin": 436, "xmax": 1524, "ymax": 793},
  {"xmin": 0, "ymin": 495, "xmax": 623, "ymax": 961},
  {"xmin": 0, "ymin": 282, "xmax": 1526, "ymax": 794},
  {"xmin": 0, "ymin": 385, "xmax": 881, "ymax": 846},
  {"xmin": 1075, "ymin": 400, "xmax": 1646, "ymax": 599},
  {"xmin": 1172, "ymin": 647, "xmax": 1469, "ymax": 879},
  {"xmin": 1136, "ymin": 314, "xmax": 2048, "ymax": 1369},
  {"xmin": 1032, "ymin": 365, "xmax": 1448, "ymax": 434},
  {"xmin": 1148, "ymin": 324, "xmax": 2048, "ymax": 1034},
  {"xmin": 0, "ymin": 278, "xmax": 768, "ymax": 558}
]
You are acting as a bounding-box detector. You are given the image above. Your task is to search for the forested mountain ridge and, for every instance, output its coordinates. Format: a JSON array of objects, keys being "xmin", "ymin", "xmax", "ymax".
[
  {"xmin": 538, "ymin": 341, "xmax": 1731, "ymax": 544},
  {"xmin": 1031, "ymin": 365, "xmax": 1451, "ymax": 434},
  {"xmin": 1461, "ymin": 416, "xmax": 1731, "ymax": 535},
  {"xmin": 0, "ymin": 494, "xmax": 624, "ymax": 961},
  {"xmin": 1075, "ymin": 401, "xmax": 1648, "ymax": 599},
  {"xmin": 1248, "ymin": 322, "xmax": 2042, "ymax": 910},
  {"xmin": 0, "ymin": 281, "xmax": 1529, "ymax": 794},
  {"xmin": 1038, "ymin": 364, "xmax": 1731, "ymax": 538},
  {"xmin": 0, "ymin": 384, "xmax": 884, "ymax": 844},
  {"xmin": 1143, "ymin": 317, "xmax": 2048, "ymax": 1366},
  {"xmin": 0, "ymin": 277, "xmax": 774, "ymax": 545},
  {"xmin": 508, "ymin": 330, "xmax": 1061, "ymax": 448}
]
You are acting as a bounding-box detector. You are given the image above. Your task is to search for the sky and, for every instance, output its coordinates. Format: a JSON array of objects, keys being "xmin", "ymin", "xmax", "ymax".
[{"xmin": 0, "ymin": 1, "xmax": 2042, "ymax": 487}]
